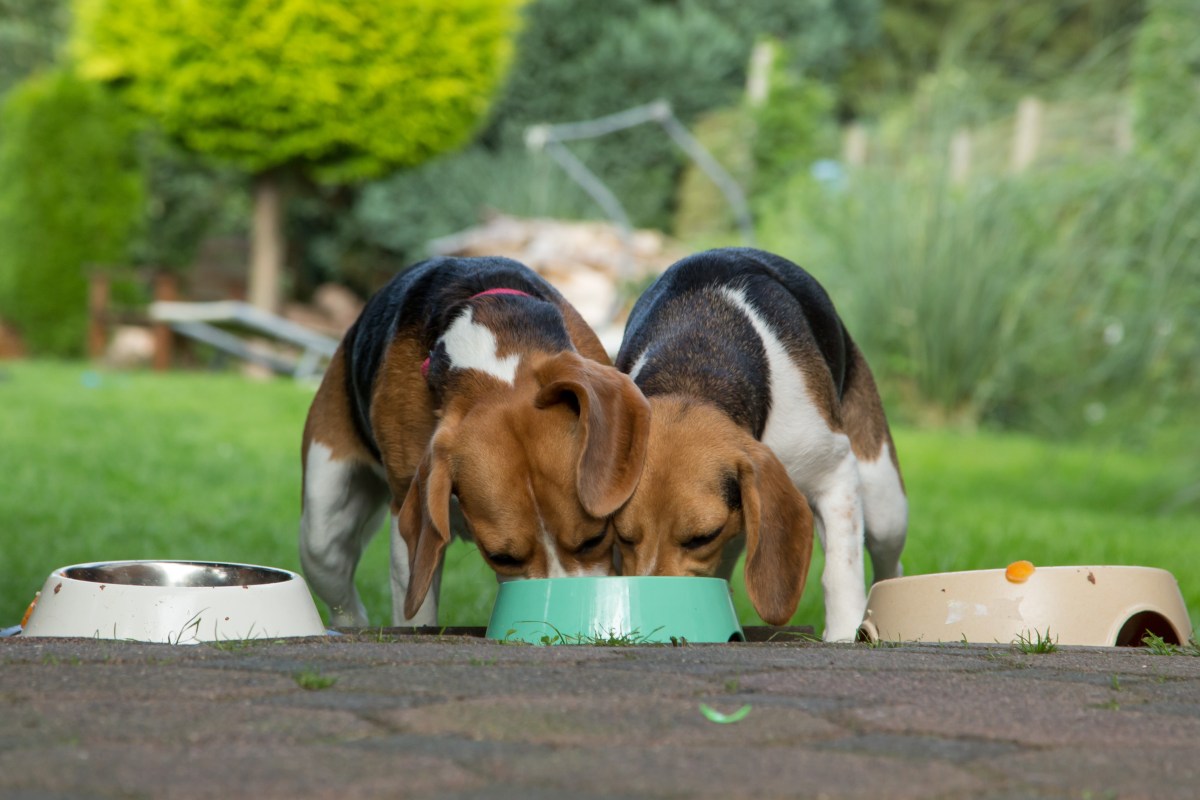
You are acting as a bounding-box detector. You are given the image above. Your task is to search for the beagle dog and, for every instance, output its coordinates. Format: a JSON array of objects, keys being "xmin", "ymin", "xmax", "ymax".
[
  {"xmin": 301, "ymin": 256, "xmax": 650, "ymax": 627},
  {"xmin": 613, "ymin": 247, "xmax": 907, "ymax": 641}
]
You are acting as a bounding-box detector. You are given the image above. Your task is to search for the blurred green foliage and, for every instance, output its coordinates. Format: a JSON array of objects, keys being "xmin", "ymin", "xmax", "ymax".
[
  {"xmin": 1131, "ymin": 0, "xmax": 1200, "ymax": 171},
  {"xmin": 843, "ymin": 0, "xmax": 1146, "ymax": 118},
  {"xmin": 0, "ymin": 0, "xmax": 69, "ymax": 96},
  {"xmin": 340, "ymin": 0, "xmax": 877, "ymax": 272},
  {"xmin": 489, "ymin": 0, "xmax": 878, "ymax": 132},
  {"xmin": 130, "ymin": 131, "xmax": 248, "ymax": 271},
  {"xmin": 482, "ymin": 0, "xmax": 876, "ymax": 230},
  {"xmin": 73, "ymin": 0, "xmax": 523, "ymax": 183},
  {"xmin": 477, "ymin": 0, "xmax": 743, "ymax": 231},
  {"xmin": 741, "ymin": 1, "xmax": 1199, "ymax": 438},
  {"xmin": 69, "ymin": 0, "xmax": 525, "ymax": 310},
  {"xmin": 673, "ymin": 45, "xmax": 840, "ymax": 242},
  {"xmin": 759, "ymin": 151, "xmax": 1200, "ymax": 439},
  {"xmin": 1, "ymin": 0, "xmax": 241, "ymax": 277},
  {"xmin": 0, "ymin": 71, "xmax": 142, "ymax": 355},
  {"xmin": 671, "ymin": 107, "xmax": 756, "ymax": 243},
  {"xmin": 750, "ymin": 72, "xmax": 838, "ymax": 192}
]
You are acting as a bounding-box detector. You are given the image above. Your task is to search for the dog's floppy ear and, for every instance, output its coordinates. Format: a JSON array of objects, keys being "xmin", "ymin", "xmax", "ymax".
[
  {"xmin": 533, "ymin": 351, "xmax": 651, "ymax": 517},
  {"xmin": 738, "ymin": 440, "xmax": 814, "ymax": 626},
  {"xmin": 397, "ymin": 432, "xmax": 455, "ymax": 621}
]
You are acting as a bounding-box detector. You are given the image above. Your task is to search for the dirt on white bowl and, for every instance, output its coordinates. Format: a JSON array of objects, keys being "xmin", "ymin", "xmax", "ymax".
[{"xmin": 859, "ymin": 564, "xmax": 1192, "ymax": 647}]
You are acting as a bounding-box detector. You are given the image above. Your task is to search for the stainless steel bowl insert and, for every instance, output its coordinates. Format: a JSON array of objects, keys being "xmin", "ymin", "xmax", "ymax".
[{"xmin": 62, "ymin": 561, "xmax": 292, "ymax": 588}]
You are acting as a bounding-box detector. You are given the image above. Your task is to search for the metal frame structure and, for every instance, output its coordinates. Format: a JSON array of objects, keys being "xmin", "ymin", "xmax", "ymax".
[
  {"xmin": 149, "ymin": 300, "xmax": 338, "ymax": 380},
  {"xmin": 525, "ymin": 99, "xmax": 755, "ymax": 256}
]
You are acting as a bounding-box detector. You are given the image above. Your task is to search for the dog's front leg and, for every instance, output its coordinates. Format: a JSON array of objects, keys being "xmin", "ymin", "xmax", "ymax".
[
  {"xmin": 389, "ymin": 513, "xmax": 443, "ymax": 626},
  {"xmin": 813, "ymin": 453, "xmax": 869, "ymax": 642}
]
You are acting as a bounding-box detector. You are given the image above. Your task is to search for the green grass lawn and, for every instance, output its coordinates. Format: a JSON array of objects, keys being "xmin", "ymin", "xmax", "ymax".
[{"xmin": 3, "ymin": 360, "xmax": 1197, "ymax": 634}]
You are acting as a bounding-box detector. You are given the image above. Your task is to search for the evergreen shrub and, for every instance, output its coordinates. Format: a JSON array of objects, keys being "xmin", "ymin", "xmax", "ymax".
[{"xmin": 0, "ymin": 71, "xmax": 142, "ymax": 355}]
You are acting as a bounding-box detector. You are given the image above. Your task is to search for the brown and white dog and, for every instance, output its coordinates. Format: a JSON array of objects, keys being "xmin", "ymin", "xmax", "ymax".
[
  {"xmin": 301, "ymin": 256, "xmax": 650, "ymax": 627},
  {"xmin": 613, "ymin": 248, "xmax": 907, "ymax": 641}
]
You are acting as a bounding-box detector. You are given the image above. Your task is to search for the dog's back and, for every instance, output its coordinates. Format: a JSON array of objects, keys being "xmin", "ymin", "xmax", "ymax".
[
  {"xmin": 615, "ymin": 247, "xmax": 907, "ymax": 640},
  {"xmin": 617, "ymin": 247, "xmax": 891, "ymax": 461},
  {"xmin": 345, "ymin": 256, "xmax": 607, "ymax": 460},
  {"xmin": 621, "ymin": 247, "xmax": 848, "ymax": 402}
]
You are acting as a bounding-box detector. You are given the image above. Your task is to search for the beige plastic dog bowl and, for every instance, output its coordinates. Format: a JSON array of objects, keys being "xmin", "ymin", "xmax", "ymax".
[
  {"xmin": 859, "ymin": 565, "xmax": 1192, "ymax": 647},
  {"xmin": 21, "ymin": 560, "xmax": 326, "ymax": 644}
]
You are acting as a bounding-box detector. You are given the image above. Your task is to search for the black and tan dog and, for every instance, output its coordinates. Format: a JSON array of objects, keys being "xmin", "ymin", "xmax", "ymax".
[
  {"xmin": 301, "ymin": 256, "xmax": 649, "ymax": 627},
  {"xmin": 613, "ymin": 247, "xmax": 907, "ymax": 641}
]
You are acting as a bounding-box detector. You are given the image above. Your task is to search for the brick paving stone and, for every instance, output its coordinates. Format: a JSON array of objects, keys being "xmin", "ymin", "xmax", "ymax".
[{"xmin": 3, "ymin": 635, "xmax": 1198, "ymax": 798}]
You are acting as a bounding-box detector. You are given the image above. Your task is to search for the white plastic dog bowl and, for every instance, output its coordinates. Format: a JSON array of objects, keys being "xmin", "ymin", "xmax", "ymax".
[
  {"xmin": 21, "ymin": 560, "xmax": 326, "ymax": 644},
  {"xmin": 859, "ymin": 564, "xmax": 1192, "ymax": 647}
]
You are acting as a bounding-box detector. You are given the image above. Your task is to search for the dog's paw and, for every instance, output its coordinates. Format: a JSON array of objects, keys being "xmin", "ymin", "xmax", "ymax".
[
  {"xmin": 823, "ymin": 602, "xmax": 867, "ymax": 643},
  {"xmin": 822, "ymin": 628, "xmax": 859, "ymax": 643}
]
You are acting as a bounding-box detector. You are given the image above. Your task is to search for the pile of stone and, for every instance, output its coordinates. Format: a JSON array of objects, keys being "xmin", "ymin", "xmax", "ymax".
[
  {"xmin": 109, "ymin": 213, "xmax": 686, "ymax": 369},
  {"xmin": 428, "ymin": 213, "xmax": 685, "ymax": 345}
]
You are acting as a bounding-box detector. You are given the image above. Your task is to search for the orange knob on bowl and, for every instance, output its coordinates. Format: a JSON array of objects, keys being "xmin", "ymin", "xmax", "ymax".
[
  {"xmin": 20, "ymin": 592, "xmax": 40, "ymax": 627},
  {"xmin": 1005, "ymin": 560, "xmax": 1036, "ymax": 583}
]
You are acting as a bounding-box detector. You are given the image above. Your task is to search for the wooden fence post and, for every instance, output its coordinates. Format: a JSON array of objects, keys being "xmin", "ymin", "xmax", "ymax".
[
  {"xmin": 745, "ymin": 41, "xmax": 776, "ymax": 108},
  {"xmin": 1115, "ymin": 99, "xmax": 1134, "ymax": 154},
  {"xmin": 843, "ymin": 123, "xmax": 868, "ymax": 167},
  {"xmin": 1011, "ymin": 96, "xmax": 1043, "ymax": 173},
  {"xmin": 87, "ymin": 269, "xmax": 110, "ymax": 360},
  {"xmin": 152, "ymin": 272, "xmax": 178, "ymax": 372}
]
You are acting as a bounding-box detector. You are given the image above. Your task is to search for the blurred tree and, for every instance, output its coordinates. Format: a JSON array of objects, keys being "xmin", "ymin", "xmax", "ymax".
[
  {"xmin": 0, "ymin": 71, "xmax": 142, "ymax": 355},
  {"xmin": 450, "ymin": 0, "xmax": 879, "ymax": 232},
  {"xmin": 129, "ymin": 132, "xmax": 249, "ymax": 272},
  {"xmin": 73, "ymin": 0, "xmax": 521, "ymax": 310},
  {"xmin": 700, "ymin": 0, "xmax": 879, "ymax": 81},
  {"xmin": 2, "ymin": 2, "xmax": 242, "ymax": 281},
  {"xmin": 483, "ymin": 0, "xmax": 744, "ymax": 230},
  {"xmin": 750, "ymin": 63, "xmax": 838, "ymax": 190},
  {"xmin": 843, "ymin": 0, "xmax": 1145, "ymax": 118},
  {"xmin": 1131, "ymin": 0, "xmax": 1200, "ymax": 169},
  {"xmin": 0, "ymin": 0, "xmax": 69, "ymax": 97}
]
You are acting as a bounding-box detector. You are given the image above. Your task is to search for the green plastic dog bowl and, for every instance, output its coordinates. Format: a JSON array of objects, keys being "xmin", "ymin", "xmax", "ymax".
[{"xmin": 485, "ymin": 576, "xmax": 745, "ymax": 644}]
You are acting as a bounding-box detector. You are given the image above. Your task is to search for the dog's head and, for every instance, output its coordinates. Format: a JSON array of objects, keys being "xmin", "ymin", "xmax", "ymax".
[
  {"xmin": 610, "ymin": 397, "xmax": 814, "ymax": 625},
  {"xmin": 397, "ymin": 351, "xmax": 650, "ymax": 618}
]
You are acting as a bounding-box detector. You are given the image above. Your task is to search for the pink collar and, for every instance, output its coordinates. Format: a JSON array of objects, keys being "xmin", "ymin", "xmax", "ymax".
[
  {"xmin": 421, "ymin": 288, "xmax": 535, "ymax": 377},
  {"xmin": 470, "ymin": 287, "xmax": 532, "ymax": 300}
]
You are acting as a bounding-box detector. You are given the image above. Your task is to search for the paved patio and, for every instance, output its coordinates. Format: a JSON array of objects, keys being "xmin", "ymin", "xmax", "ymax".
[{"xmin": 3, "ymin": 631, "xmax": 1199, "ymax": 799}]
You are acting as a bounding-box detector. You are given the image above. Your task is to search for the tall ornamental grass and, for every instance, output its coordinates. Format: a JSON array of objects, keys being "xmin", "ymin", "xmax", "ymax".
[{"xmin": 760, "ymin": 152, "xmax": 1199, "ymax": 439}]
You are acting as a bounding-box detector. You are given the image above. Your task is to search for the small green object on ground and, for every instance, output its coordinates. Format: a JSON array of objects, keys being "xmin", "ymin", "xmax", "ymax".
[{"xmin": 699, "ymin": 703, "xmax": 752, "ymax": 724}]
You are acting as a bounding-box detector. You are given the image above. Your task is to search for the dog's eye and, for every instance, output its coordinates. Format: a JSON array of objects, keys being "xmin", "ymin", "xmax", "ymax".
[
  {"xmin": 681, "ymin": 527, "xmax": 723, "ymax": 551},
  {"xmin": 575, "ymin": 529, "xmax": 609, "ymax": 554},
  {"xmin": 486, "ymin": 552, "xmax": 525, "ymax": 568}
]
